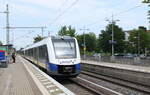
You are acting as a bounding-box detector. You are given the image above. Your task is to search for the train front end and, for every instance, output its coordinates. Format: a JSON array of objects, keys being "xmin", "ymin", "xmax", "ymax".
[{"xmin": 48, "ymin": 37, "xmax": 81, "ymax": 77}]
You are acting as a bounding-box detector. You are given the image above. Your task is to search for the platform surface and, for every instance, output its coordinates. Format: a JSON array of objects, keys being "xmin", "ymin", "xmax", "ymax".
[
  {"xmin": 81, "ymin": 60, "xmax": 150, "ymax": 73},
  {"xmin": 0, "ymin": 57, "xmax": 42, "ymax": 95},
  {"xmin": 0, "ymin": 56, "xmax": 75, "ymax": 95}
]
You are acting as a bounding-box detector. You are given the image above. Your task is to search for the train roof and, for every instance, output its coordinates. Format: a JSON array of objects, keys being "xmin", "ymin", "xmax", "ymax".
[
  {"xmin": 51, "ymin": 36, "xmax": 74, "ymax": 39},
  {"xmin": 23, "ymin": 36, "xmax": 75, "ymax": 51}
]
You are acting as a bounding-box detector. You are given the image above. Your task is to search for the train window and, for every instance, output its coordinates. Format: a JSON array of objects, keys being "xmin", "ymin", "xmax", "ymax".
[
  {"xmin": 38, "ymin": 45, "xmax": 49, "ymax": 63},
  {"xmin": 33, "ymin": 48, "xmax": 35, "ymax": 59},
  {"xmin": 52, "ymin": 39, "xmax": 76, "ymax": 59}
]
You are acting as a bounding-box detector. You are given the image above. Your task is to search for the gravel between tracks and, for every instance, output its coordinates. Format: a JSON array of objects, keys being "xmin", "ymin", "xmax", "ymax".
[
  {"xmin": 79, "ymin": 73, "xmax": 149, "ymax": 95},
  {"xmin": 56, "ymin": 79, "xmax": 98, "ymax": 95}
]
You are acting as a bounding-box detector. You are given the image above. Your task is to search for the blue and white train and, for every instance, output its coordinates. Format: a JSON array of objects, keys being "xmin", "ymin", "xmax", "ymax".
[{"xmin": 22, "ymin": 36, "xmax": 81, "ymax": 77}]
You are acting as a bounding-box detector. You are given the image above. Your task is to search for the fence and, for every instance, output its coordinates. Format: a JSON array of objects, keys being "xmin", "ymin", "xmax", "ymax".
[{"xmin": 81, "ymin": 55, "xmax": 150, "ymax": 67}]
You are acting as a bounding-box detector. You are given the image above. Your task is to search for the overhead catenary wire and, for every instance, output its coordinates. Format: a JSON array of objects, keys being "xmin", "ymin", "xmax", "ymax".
[
  {"xmin": 57, "ymin": 0, "xmax": 69, "ymax": 12},
  {"xmin": 13, "ymin": 0, "xmax": 79, "ymax": 40},
  {"xmin": 86, "ymin": 4, "xmax": 144, "ymax": 27},
  {"xmin": 114, "ymin": 4, "xmax": 143, "ymax": 16},
  {"xmin": 49, "ymin": 0, "xmax": 79, "ymax": 26},
  {"xmin": 14, "ymin": 30, "xmax": 35, "ymax": 41},
  {"xmin": 13, "ymin": 29, "xmax": 53, "ymax": 41},
  {"xmin": 67, "ymin": 1, "xmax": 125, "ymax": 29}
]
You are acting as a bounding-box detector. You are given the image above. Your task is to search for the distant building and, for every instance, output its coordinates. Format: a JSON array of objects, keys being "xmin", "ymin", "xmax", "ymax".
[
  {"xmin": 124, "ymin": 30, "xmax": 132, "ymax": 41},
  {"xmin": 124, "ymin": 30, "xmax": 150, "ymax": 41}
]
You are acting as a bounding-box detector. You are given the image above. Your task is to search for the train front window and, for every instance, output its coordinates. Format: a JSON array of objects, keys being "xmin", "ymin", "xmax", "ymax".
[{"xmin": 52, "ymin": 39, "xmax": 76, "ymax": 59}]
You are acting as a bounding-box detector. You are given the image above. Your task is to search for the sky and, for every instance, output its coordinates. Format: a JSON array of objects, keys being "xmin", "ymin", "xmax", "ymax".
[{"xmin": 0, "ymin": 0, "xmax": 149, "ymax": 49}]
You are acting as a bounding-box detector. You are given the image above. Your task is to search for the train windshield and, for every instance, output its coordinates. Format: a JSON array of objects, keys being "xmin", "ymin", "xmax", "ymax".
[{"xmin": 52, "ymin": 39, "xmax": 76, "ymax": 59}]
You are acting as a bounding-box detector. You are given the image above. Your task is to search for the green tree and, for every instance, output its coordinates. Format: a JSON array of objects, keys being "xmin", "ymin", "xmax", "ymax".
[
  {"xmin": 58, "ymin": 25, "xmax": 76, "ymax": 37},
  {"xmin": 98, "ymin": 23, "xmax": 125, "ymax": 53},
  {"xmin": 76, "ymin": 32, "xmax": 97, "ymax": 53},
  {"xmin": 33, "ymin": 35, "xmax": 45, "ymax": 43},
  {"xmin": 142, "ymin": 0, "xmax": 150, "ymax": 3},
  {"xmin": 148, "ymin": 31, "xmax": 150, "ymax": 53},
  {"xmin": 129, "ymin": 26, "xmax": 150, "ymax": 54}
]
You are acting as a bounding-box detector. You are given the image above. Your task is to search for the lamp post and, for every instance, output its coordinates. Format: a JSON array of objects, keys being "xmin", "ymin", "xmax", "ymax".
[
  {"xmin": 106, "ymin": 14, "xmax": 119, "ymax": 61},
  {"xmin": 133, "ymin": 34, "xmax": 140, "ymax": 56},
  {"xmin": 133, "ymin": 32, "xmax": 141, "ymax": 63},
  {"xmin": 80, "ymin": 27, "xmax": 89, "ymax": 60},
  {"xmin": 0, "ymin": 4, "xmax": 10, "ymax": 45}
]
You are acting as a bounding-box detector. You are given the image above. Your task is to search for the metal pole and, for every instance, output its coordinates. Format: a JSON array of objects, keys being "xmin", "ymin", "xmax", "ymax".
[
  {"xmin": 12, "ymin": 31, "xmax": 14, "ymax": 45},
  {"xmin": 80, "ymin": 27, "xmax": 89, "ymax": 60},
  {"xmin": 6, "ymin": 4, "xmax": 9, "ymax": 45},
  {"xmin": 137, "ymin": 30, "xmax": 140, "ymax": 56},
  {"xmin": 41, "ymin": 27, "xmax": 44, "ymax": 37},
  {"xmin": 83, "ymin": 28, "xmax": 85, "ymax": 59},
  {"xmin": 111, "ymin": 14, "xmax": 114, "ymax": 61}
]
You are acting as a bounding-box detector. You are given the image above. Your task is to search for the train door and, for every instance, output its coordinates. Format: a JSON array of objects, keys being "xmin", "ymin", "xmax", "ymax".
[
  {"xmin": 36, "ymin": 47, "xmax": 40, "ymax": 66},
  {"xmin": 33, "ymin": 47, "xmax": 38, "ymax": 66}
]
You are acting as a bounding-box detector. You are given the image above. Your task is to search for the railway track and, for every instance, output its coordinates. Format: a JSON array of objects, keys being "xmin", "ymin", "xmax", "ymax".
[
  {"xmin": 70, "ymin": 77, "xmax": 122, "ymax": 95},
  {"xmin": 24, "ymin": 57, "xmax": 98, "ymax": 95},
  {"xmin": 23, "ymin": 56, "xmax": 121, "ymax": 94},
  {"xmin": 56, "ymin": 75, "xmax": 122, "ymax": 95},
  {"xmin": 81, "ymin": 71, "xmax": 150, "ymax": 95},
  {"xmin": 57, "ymin": 79, "xmax": 98, "ymax": 95},
  {"xmin": 56, "ymin": 76, "xmax": 123, "ymax": 95},
  {"xmin": 24, "ymin": 57, "xmax": 149, "ymax": 95}
]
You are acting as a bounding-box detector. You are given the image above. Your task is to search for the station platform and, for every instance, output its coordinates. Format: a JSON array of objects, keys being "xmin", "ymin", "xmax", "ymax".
[
  {"xmin": 81, "ymin": 60, "xmax": 150, "ymax": 73},
  {"xmin": 0, "ymin": 56, "xmax": 75, "ymax": 95}
]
